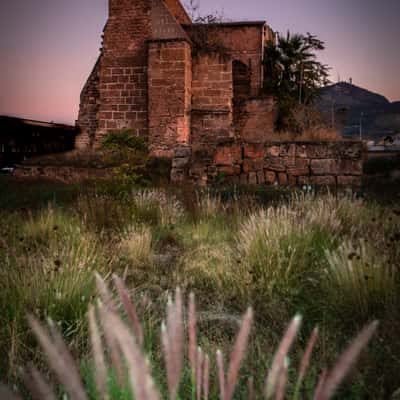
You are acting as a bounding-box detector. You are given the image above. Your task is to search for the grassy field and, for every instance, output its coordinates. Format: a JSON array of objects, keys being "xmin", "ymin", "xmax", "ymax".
[{"xmin": 0, "ymin": 176, "xmax": 399, "ymax": 399}]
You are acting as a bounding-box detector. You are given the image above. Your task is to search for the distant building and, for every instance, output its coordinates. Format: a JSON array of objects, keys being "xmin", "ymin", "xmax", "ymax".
[{"xmin": 0, "ymin": 115, "xmax": 76, "ymax": 165}]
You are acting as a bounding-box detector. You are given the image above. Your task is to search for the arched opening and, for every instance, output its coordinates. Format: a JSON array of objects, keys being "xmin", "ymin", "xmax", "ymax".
[{"xmin": 232, "ymin": 60, "xmax": 251, "ymax": 101}]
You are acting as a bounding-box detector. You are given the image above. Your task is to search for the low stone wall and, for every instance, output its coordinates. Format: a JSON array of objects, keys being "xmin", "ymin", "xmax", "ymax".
[
  {"xmin": 172, "ymin": 141, "xmax": 364, "ymax": 186},
  {"xmin": 13, "ymin": 165, "xmax": 112, "ymax": 184}
]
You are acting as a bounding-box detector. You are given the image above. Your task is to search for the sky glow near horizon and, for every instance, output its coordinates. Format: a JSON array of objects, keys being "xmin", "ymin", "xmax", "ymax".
[{"xmin": 0, "ymin": 0, "xmax": 399, "ymax": 124}]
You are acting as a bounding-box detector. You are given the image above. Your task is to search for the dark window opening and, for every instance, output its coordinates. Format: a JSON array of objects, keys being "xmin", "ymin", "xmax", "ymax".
[{"xmin": 233, "ymin": 60, "xmax": 251, "ymax": 101}]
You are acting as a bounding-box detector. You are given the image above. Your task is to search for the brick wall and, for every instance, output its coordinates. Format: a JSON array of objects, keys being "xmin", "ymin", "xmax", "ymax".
[
  {"xmin": 76, "ymin": 58, "xmax": 101, "ymax": 150},
  {"xmin": 148, "ymin": 39, "xmax": 192, "ymax": 158},
  {"xmin": 95, "ymin": 0, "xmax": 152, "ymax": 145},
  {"xmin": 215, "ymin": 25, "xmax": 264, "ymax": 97},
  {"xmin": 234, "ymin": 97, "xmax": 277, "ymax": 143},
  {"xmin": 184, "ymin": 23, "xmax": 265, "ymax": 97},
  {"xmin": 191, "ymin": 53, "xmax": 234, "ymax": 146},
  {"xmin": 172, "ymin": 141, "xmax": 364, "ymax": 186},
  {"xmin": 151, "ymin": 0, "xmax": 189, "ymax": 40},
  {"xmin": 162, "ymin": 0, "xmax": 191, "ymax": 24}
]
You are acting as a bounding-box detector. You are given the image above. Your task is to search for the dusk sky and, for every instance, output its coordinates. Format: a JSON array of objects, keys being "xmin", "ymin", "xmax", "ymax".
[{"xmin": 0, "ymin": 0, "xmax": 399, "ymax": 124}]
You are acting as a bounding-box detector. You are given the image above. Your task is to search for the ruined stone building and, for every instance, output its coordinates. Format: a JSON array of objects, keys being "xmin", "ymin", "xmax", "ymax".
[
  {"xmin": 76, "ymin": 0, "xmax": 276, "ymax": 156},
  {"xmin": 76, "ymin": 0, "xmax": 363, "ymax": 187}
]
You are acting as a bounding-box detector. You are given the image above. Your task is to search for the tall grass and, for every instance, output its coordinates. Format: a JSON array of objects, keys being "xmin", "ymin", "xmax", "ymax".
[
  {"xmin": 0, "ymin": 206, "xmax": 105, "ymax": 379},
  {"xmin": 0, "ymin": 184, "xmax": 399, "ymax": 397},
  {"xmin": 236, "ymin": 204, "xmax": 336, "ymax": 314},
  {"xmin": 12, "ymin": 276, "xmax": 378, "ymax": 400},
  {"xmin": 325, "ymin": 240, "xmax": 397, "ymax": 318},
  {"xmin": 120, "ymin": 225, "xmax": 154, "ymax": 270}
]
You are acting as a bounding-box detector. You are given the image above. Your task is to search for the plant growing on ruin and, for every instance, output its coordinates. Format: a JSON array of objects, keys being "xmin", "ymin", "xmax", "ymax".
[
  {"xmin": 102, "ymin": 129, "xmax": 148, "ymax": 153},
  {"xmin": 184, "ymin": 0, "xmax": 229, "ymax": 56},
  {"xmin": 101, "ymin": 129, "xmax": 150, "ymax": 186}
]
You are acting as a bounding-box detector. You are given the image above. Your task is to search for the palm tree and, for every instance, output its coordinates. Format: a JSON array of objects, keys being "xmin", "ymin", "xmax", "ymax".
[
  {"xmin": 263, "ymin": 31, "xmax": 330, "ymax": 132},
  {"xmin": 264, "ymin": 31, "xmax": 330, "ymax": 105}
]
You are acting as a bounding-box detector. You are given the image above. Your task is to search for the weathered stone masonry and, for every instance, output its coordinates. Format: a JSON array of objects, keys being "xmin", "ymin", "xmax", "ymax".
[
  {"xmin": 171, "ymin": 141, "xmax": 363, "ymax": 186},
  {"xmin": 76, "ymin": 0, "xmax": 275, "ymax": 153},
  {"xmin": 76, "ymin": 0, "xmax": 364, "ymax": 187}
]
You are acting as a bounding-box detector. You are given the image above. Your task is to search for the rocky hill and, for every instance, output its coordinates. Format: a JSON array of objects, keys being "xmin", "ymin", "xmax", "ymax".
[{"xmin": 317, "ymin": 82, "xmax": 400, "ymax": 139}]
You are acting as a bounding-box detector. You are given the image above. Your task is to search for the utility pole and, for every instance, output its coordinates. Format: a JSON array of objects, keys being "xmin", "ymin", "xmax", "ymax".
[{"xmin": 359, "ymin": 112, "xmax": 364, "ymax": 141}]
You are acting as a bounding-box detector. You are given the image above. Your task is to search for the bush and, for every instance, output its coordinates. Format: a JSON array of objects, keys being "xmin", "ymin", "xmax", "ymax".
[
  {"xmin": 101, "ymin": 129, "xmax": 148, "ymax": 153},
  {"xmin": 101, "ymin": 129, "xmax": 150, "ymax": 186}
]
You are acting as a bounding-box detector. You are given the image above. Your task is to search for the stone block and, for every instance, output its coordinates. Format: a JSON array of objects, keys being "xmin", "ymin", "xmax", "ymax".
[
  {"xmin": 279, "ymin": 143, "xmax": 296, "ymax": 157},
  {"xmin": 339, "ymin": 143, "xmax": 363, "ymax": 159},
  {"xmin": 278, "ymin": 173, "xmax": 288, "ymax": 186},
  {"xmin": 288, "ymin": 174, "xmax": 297, "ymax": 186},
  {"xmin": 214, "ymin": 145, "xmax": 242, "ymax": 166},
  {"xmin": 248, "ymin": 172, "xmax": 257, "ymax": 185},
  {"xmin": 287, "ymin": 158, "xmax": 310, "ymax": 176},
  {"xmin": 219, "ymin": 165, "xmax": 241, "ymax": 175},
  {"xmin": 283, "ymin": 157, "xmax": 296, "ymax": 168},
  {"xmin": 311, "ymin": 176, "xmax": 336, "ymax": 186},
  {"xmin": 257, "ymin": 170, "xmax": 265, "ymax": 184},
  {"xmin": 174, "ymin": 146, "xmax": 191, "ymax": 158},
  {"xmin": 337, "ymin": 159, "xmax": 363, "ymax": 176},
  {"xmin": 244, "ymin": 143, "xmax": 265, "ymax": 159},
  {"xmin": 308, "ymin": 145, "xmax": 328, "ymax": 159},
  {"xmin": 298, "ymin": 176, "xmax": 310, "ymax": 186},
  {"xmin": 171, "ymin": 169, "xmax": 185, "ymax": 182},
  {"xmin": 296, "ymin": 145, "xmax": 308, "ymax": 158},
  {"xmin": 172, "ymin": 157, "xmax": 190, "ymax": 169},
  {"xmin": 243, "ymin": 158, "xmax": 264, "ymax": 173},
  {"xmin": 265, "ymin": 157, "xmax": 286, "ymax": 172},
  {"xmin": 265, "ymin": 170, "xmax": 276, "ymax": 185},
  {"xmin": 311, "ymin": 159, "xmax": 338, "ymax": 175},
  {"xmin": 266, "ymin": 145, "xmax": 280, "ymax": 157},
  {"xmin": 337, "ymin": 175, "xmax": 362, "ymax": 186}
]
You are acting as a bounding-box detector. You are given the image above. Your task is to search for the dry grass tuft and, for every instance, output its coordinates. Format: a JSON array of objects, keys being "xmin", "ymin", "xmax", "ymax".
[{"xmin": 120, "ymin": 225, "xmax": 153, "ymax": 269}]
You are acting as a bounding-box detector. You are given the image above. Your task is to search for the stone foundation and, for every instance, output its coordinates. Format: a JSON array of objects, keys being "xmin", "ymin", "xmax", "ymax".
[{"xmin": 172, "ymin": 141, "xmax": 363, "ymax": 187}]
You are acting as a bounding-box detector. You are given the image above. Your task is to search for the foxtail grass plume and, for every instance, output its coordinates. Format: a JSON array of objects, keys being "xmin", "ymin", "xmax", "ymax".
[
  {"xmin": 16, "ymin": 275, "xmax": 378, "ymax": 400},
  {"xmin": 21, "ymin": 364, "xmax": 56, "ymax": 400},
  {"xmin": 315, "ymin": 321, "xmax": 378, "ymax": 400},
  {"xmin": 294, "ymin": 327, "xmax": 319, "ymax": 399},
  {"xmin": 27, "ymin": 316, "xmax": 88, "ymax": 400},
  {"xmin": 225, "ymin": 307, "xmax": 254, "ymax": 400},
  {"xmin": 196, "ymin": 347, "xmax": 204, "ymax": 400},
  {"xmin": 162, "ymin": 288, "xmax": 184, "ymax": 400},
  {"xmin": 247, "ymin": 377, "xmax": 254, "ymax": 400},
  {"xmin": 88, "ymin": 305, "xmax": 108, "ymax": 400},
  {"xmin": 265, "ymin": 314, "xmax": 302, "ymax": 398},
  {"xmin": 216, "ymin": 349, "xmax": 226, "ymax": 400},
  {"xmin": 188, "ymin": 292, "xmax": 197, "ymax": 377},
  {"xmin": 113, "ymin": 274, "xmax": 144, "ymax": 345}
]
